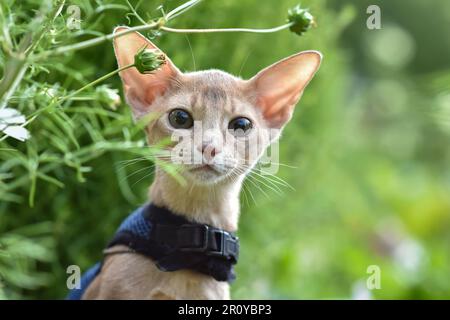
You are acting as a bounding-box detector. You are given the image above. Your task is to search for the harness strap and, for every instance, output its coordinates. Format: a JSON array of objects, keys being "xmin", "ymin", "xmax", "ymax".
[
  {"xmin": 150, "ymin": 224, "xmax": 239, "ymax": 263},
  {"xmin": 107, "ymin": 203, "xmax": 240, "ymax": 282}
]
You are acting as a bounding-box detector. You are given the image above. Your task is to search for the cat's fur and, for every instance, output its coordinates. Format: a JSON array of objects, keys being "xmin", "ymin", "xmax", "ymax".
[{"xmin": 83, "ymin": 27, "xmax": 322, "ymax": 299}]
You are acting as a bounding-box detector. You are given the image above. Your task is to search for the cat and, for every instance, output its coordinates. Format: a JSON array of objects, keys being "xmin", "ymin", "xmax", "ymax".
[{"xmin": 82, "ymin": 26, "xmax": 321, "ymax": 299}]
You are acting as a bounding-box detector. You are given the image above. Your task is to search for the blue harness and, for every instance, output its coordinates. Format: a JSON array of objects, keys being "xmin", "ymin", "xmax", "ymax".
[{"xmin": 67, "ymin": 203, "xmax": 239, "ymax": 299}]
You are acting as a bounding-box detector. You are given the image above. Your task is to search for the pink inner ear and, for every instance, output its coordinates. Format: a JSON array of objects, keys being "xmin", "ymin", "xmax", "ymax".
[
  {"xmin": 259, "ymin": 85, "xmax": 302, "ymax": 117},
  {"xmin": 119, "ymin": 59, "xmax": 179, "ymax": 111},
  {"xmin": 123, "ymin": 76, "xmax": 173, "ymax": 116},
  {"xmin": 143, "ymin": 78, "xmax": 176, "ymax": 106},
  {"xmin": 257, "ymin": 91, "xmax": 301, "ymax": 128},
  {"xmin": 255, "ymin": 81, "xmax": 305, "ymax": 128},
  {"xmin": 250, "ymin": 51, "xmax": 322, "ymax": 128}
]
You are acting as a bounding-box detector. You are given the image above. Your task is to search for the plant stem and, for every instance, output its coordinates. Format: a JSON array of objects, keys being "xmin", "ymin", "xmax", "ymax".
[
  {"xmin": 34, "ymin": 19, "xmax": 295, "ymax": 60},
  {"xmin": 27, "ymin": 62, "xmax": 132, "ymax": 118},
  {"xmin": 34, "ymin": 21, "xmax": 161, "ymax": 60},
  {"xmin": 165, "ymin": 0, "xmax": 203, "ymax": 21},
  {"xmin": 0, "ymin": 53, "xmax": 29, "ymax": 109},
  {"xmin": 125, "ymin": 0, "xmax": 147, "ymax": 25},
  {"xmin": 34, "ymin": 0, "xmax": 204, "ymax": 59},
  {"xmin": 160, "ymin": 22, "xmax": 294, "ymax": 34},
  {"xmin": 60, "ymin": 63, "xmax": 135, "ymax": 102}
]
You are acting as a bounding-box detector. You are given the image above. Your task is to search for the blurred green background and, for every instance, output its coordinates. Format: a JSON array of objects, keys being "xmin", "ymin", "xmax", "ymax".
[{"xmin": 1, "ymin": 0, "xmax": 449, "ymax": 299}]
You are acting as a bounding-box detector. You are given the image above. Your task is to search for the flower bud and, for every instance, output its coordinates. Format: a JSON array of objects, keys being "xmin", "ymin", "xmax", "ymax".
[
  {"xmin": 287, "ymin": 5, "xmax": 315, "ymax": 36},
  {"xmin": 134, "ymin": 47, "xmax": 166, "ymax": 74}
]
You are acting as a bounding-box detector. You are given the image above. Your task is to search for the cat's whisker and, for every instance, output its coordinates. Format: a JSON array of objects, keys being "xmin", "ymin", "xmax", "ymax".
[
  {"xmin": 131, "ymin": 168, "xmax": 156, "ymax": 187},
  {"xmin": 236, "ymin": 162, "xmax": 295, "ymax": 191},
  {"xmin": 238, "ymin": 51, "xmax": 252, "ymax": 78},
  {"xmin": 116, "ymin": 157, "xmax": 146, "ymax": 165},
  {"xmin": 184, "ymin": 34, "xmax": 196, "ymax": 72},
  {"xmin": 116, "ymin": 157, "xmax": 151, "ymax": 170},
  {"xmin": 151, "ymin": 150, "xmax": 172, "ymax": 157},
  {"xmin": 252, "ymin": 168, "xmax": 293, "ymax": 189},
  {"xmin": 230, "ymin": 163, "xmax": 291, "ymax": 197},
  {"xmin": 234, "ymin": 162, "xmax": 289, "ymax": 187},
  {"xmin": 212, "ymin": 183, "xmax": 217, "ymax": 202},
  {"xmin": 244, "ymin": 181, "xmax": 257, "ymax": 205},
  {"xmin": 244, "ymin": 174, "xmax": 270, "ymax": 199},
  {"xmin": 256, "ymin": 168, "xmax": 296, "ymax": 191},
  {"xmin": 229, "ymin": 169, "xmax": 256, "ymax": 205},
  {"xmin": 123, "ymin": 163, "xmax": 159, "ymax": 181},
  {"xmin": 231, "ymin": 171, "xmax": 252, "ymax": 206},
  {"xmin": 188, "ymin": 181, "xmax": 195, "ymax": 196},
  {"xmin": 258, "ymin": 161, "xmax": 298, "ymax": 169},
  {"xmin": 122, "ymin": 164, "xmax": 157, "ymax": 183},
  {"xmin": 232, "ymin": 165, "xmax": 266, "ymax": 198},
  {"xmin": 246, "ymin": 168, "xmax": 284, "ymax": 196},
  {"xmin": 241, "ymin": 182, "xmax": 251, "ymax": 207},
  {"xmin": 225, "ymin": 156, "xmax": 297, "ymax": 172}
]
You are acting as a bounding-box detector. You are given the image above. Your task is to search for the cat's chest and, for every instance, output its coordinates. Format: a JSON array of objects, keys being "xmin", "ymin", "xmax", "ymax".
[{"xmin": 99, "ymin": 247, "xmax": 230, "ymax": 299}]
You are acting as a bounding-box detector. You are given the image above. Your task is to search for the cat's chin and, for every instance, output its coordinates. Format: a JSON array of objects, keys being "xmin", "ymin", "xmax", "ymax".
[{"xmin": 184, "ymin": 165, "xmax": 231, "ymax": 186}]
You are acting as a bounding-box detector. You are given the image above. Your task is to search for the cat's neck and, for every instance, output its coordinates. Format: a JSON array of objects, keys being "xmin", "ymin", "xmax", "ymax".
[{"xmin": 148, "ymin": 167, "xmax": 243, "ymax": 232}]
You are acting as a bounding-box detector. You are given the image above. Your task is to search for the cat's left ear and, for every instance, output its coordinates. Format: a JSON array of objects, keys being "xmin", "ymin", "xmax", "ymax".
[{"xmin": 247, "ymin": 51, "xmax": 322, "ymax": 128}]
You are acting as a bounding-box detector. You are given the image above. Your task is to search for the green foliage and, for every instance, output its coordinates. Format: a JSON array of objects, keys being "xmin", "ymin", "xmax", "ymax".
[
  {"xmin": 0, "ymin": 223, "xmax": 54, "ymax": 299},
  {"xmin": 0, "ymin": 0, "xmax": 449, "ymax": 299}
]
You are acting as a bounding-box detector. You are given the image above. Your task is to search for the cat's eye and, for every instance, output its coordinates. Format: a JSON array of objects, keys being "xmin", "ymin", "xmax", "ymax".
[
  {"xmin": 168, "ymin": 109, "xmax": 194, "ymax": 129},
  {"xmin": 228, "ymin": 117, "xmax": 253, "ymax": 137}
]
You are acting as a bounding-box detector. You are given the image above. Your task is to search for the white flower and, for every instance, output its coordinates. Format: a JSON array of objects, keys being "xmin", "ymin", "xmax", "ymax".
[
  {"xmin": 0, "ymin": 108, "xmax": 30, "ymax": 141},
  {"xmin": 96, "ymin": 85, "xmax": 121, "ymax": 109}
]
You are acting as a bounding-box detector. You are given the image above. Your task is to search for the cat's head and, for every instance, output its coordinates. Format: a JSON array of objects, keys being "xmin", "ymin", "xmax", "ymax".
[{"xmin": 113, "ymin": 27, "xmax": 321, "ymax": 186}]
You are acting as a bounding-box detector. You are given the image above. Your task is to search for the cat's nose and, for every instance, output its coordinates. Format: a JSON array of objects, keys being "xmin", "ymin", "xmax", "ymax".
[{"xmin": 199, "ymin": 143, "xmax": 221, "ymax": 162}]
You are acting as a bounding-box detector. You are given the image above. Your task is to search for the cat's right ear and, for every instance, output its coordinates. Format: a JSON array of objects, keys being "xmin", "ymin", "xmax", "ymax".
[{"xmin": 113, "ymin": 27, "xmax": 180, "ymax": 118}]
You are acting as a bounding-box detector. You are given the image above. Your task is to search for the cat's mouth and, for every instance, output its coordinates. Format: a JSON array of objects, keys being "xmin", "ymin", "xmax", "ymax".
[
  {"xmin": 185, "ymin": 163, "xmax": 233, "ymax": 184},
  {"xmin": 189, "ymin": 164, "xmax": 220, "ymax": 174}
]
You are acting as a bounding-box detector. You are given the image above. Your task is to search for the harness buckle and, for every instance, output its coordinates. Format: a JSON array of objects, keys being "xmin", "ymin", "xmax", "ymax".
[
  {"xmin": 177, "ymin": 224, "xmax": 239, "ymax": 262},
  {"xmin": 178, "ymin": 224, "xmax": 209, "ymax": 252},
  {"xmin": 207, "ymin": 230, "xmax": 239, "ymax": 262},
  {"xmin": 207, "ymin": 229, "xmax": 225, "ymax": 257}
]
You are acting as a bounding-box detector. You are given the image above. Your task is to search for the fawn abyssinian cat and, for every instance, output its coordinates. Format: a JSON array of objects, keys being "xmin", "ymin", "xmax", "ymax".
[{"xmin": 83, "ymin": 27, "xmax": 321, "ymax": 299}]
